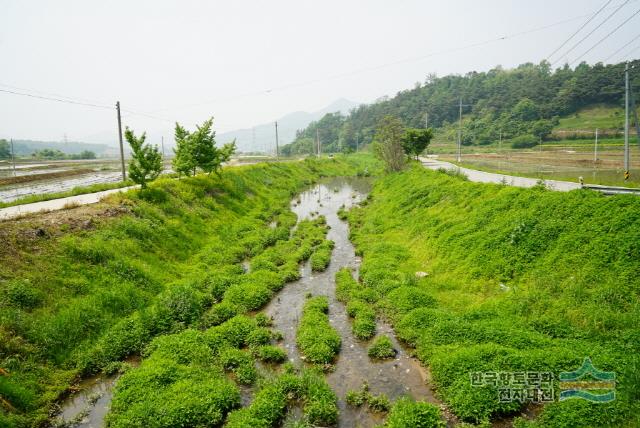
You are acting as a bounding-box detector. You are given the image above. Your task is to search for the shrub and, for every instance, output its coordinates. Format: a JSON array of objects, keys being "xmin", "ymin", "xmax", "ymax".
[
  {"xmin": 310, "ymin": 240, "xmax": 334, "ymax": 272},
  {"xmin": 384, "ymin": 397, "xmax": 446, "ymax": 428},
  {"xmin": 256, "ymin": 345, "xmax": 287, "ymax": 363},
  {"xmin": 381, "ymin": 286, "xmax": 437, "ymax": 319},
  {"xmin": 368, "ymin": 335, "xmax": 396, "ymax": 359},
  {"xmin": 296, "ymin": 296, "xmax": 341, "ymax": 364},
  {"xmin": 3, "ymin": 280, "xmax": 43, "ymax": 310},
  {"xmin": 219, "ymin": 348, "xmax": 257, "ymax": 385},
  {"xmin": 346, "ymin": 300, "xmax": 377, "ymax": 340},
  {"xmin": 199, "ymin": 302, "xmax": 238, "ymax": 328},
  {"xmin": 510, "ymin": 134, "xmax": 538, "ymax": 149},
  {"xmin": 159, "ymin": 284, "xmax": 204, "ymax": 324},
  {"xmin": 223, "ymin": 283, "xmax": 273, "ymax": 312}
]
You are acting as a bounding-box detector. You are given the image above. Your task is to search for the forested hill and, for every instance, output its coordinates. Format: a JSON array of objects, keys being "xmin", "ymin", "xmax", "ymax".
[{"xmin": 282, "ymin": 60, "xmax": 640, "ymax": 155}]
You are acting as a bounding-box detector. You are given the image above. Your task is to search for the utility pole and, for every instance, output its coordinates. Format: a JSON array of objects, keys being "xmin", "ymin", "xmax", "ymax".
[
  {"xmin": 355, "ymin": 134, "xmax": 359, "ymax": 152},
  {"xmin": 116, "ymin": 101, "xmax": 126, "ymax": 180},
  {"xmin": 161, "ymin": 136, "xmax": 165, "ymax": 158},
  {"xmin": 594, "ymin": 128, "xmax": 599, "ymax": 165},
  {"xmin": 457, "ymin": 98, "xmax": 463, "ymax": 162},
  {"xmin": 316, "ymin": 128, "xmax": 320, "ymax": 158},
  {"xmin": 275, "ymin": 121, "xmax": 279, "ymax": 159},
  {"xmin": 624, "ymin": 62, "xmax": 630, "ymax": 180},
  {"xmin": 10, "ymin": 138, "xmax": 16, "ymax": 178},
  {"xmin": 425, "ymin": 112, "xmax": 429, "ymax": 128}
]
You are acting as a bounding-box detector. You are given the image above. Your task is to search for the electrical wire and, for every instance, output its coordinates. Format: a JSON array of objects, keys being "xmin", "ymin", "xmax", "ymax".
[
  {"xmin": 604, "ymin": 32, "xmax": 640, "ymax": 61},
  {"xmin": 551, "ymin": 0, "xmax": 631, "ymax": 65},
  {"xmin": 148, "ymin": 8, "xmax": 622, "ymax": 114},
  {"xmin": 0, "ymin": 88, "xmax": 113, "ymax": 109},
  {"xmin": 547, "ymin": 0, "xmax": 614, "ymax": 61},
  {"xmin": 570, "ymin": 8, "xmax": 640, "ymax": 65}
]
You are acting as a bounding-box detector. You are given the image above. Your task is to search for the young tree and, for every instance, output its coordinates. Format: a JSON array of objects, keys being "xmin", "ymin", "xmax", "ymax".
[
  {"xmin": 173, "ymin": 123, "xmax": 197, "ymax": 176},
  {"xmin": 124, "ymin": 127, "xmax": 162, "ymax": 189},
  {"xmin": 172, "ymin": 118, "xmax": 236, "ymax": 177},
  {"xmin": 373, "ymin": 115, "xmax": 406, "ymax": 172},
  {"xmin": 402, "ymin": 128, "xmax": 433, "ymax": 160}
]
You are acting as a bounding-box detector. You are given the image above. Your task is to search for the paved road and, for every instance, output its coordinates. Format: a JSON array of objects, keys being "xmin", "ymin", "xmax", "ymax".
[
  {"xmin": 420, "ymin": 157, "xmax": 582, "ymax": 191},
  {"xmin": 0, "ymin": 185, "xmax": 137, "ymax": 220}
]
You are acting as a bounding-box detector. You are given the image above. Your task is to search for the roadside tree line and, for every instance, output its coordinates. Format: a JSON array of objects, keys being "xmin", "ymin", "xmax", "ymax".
[{"xmin": 125, "ymin": 117, "xmax": 236, "ymax": 189}]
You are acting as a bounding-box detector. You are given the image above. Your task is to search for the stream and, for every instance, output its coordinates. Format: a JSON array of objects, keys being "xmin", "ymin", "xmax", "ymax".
[
  {"xmin": 53, "ymin": 176, "xmax": 442, "ymax": 428},
  {"xmin": 264, "ymin": 177, "xmax": 441, "ymax": 427}
]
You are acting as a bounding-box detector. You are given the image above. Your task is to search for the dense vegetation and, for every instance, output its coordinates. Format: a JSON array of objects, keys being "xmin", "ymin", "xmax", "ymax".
[
  {"xmin": 345, "ymin": 163, "xmax": 640, "ymax": 426},
  {"xmin": 30, "ymin": 148, "xmax": 96, "ymax": 160},
  {"xmin": 0, "ymin": 155, "xmax": 373, "ymax": 427},
  {"xmin": 296, "ymin": 296, "xmax": 341, "ymax": 364},
  {"xmin": 282, "ymin": 60, "xmax": 640, "ymax": 154}
]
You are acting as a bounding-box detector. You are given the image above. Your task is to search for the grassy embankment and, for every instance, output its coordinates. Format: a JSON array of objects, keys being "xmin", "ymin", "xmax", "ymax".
[
  {"xmin": 0, "ymin": 154, "xmax": 376, "ymax": 427},
  {"xmin": 343, "ymin": 164, "xmax": 639, "ymax": 426}
]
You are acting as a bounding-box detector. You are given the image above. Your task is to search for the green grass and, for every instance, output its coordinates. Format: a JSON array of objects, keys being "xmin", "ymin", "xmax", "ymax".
[
  {"xmin": 335, "ymin": 268, "xmax": 378, "ymax": 340},
  {"xmin": 383, "ymin": 397, "xmax": 445, "ymax": 428},
  {"xmin": 296, "ymin": 296, "xmax": 341, "ymax": 364},
  {"xmin": 0, "ymin": 154, "xmax": 378, "ymax": 427},
  {"xmin": 554, "ymin": 104, "xmax": 628, "ymax": 131},
  {"xmin": 346, "ymin": 164, "xmax": 640, "ymax": 426},
  {"xmin": 368, "ymin": 335, "xmax": 396, "ymax": 360}
]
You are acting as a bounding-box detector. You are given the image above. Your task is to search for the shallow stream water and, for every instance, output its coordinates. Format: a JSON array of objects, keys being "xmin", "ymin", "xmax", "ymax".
[{"xmin": 264, "ymin": 177, "xmax": 441, "ymax": 427}]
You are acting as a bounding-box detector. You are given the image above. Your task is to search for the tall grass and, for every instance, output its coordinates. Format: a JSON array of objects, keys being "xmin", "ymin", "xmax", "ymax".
[
  {"xmin": 0, "ymin": 154, "xmax": 378, "ymax": 427},
  {"xmin": 346, "ymin": 164, "xmax": 640, "ymax": 426}
]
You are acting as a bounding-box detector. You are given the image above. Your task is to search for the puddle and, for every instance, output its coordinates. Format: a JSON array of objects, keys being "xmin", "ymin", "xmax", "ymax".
[
  {"xmin": 264, "ymin": 177, "xmax": 443, "ymax": 427},
  {"xmin": 53, "ymin": 374, "xmax": 119, "ymax": 428}
]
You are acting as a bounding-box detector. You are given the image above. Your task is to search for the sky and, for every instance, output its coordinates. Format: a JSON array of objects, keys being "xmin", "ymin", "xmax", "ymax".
[{"xmin": 1, "ymin": 0, "xmax": 639, "ymax": 146}]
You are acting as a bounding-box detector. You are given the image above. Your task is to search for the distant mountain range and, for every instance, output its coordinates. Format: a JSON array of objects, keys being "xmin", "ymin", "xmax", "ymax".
[{"xmin": 217, "ymin": 98, "xmax": 359, "ymax": 153}]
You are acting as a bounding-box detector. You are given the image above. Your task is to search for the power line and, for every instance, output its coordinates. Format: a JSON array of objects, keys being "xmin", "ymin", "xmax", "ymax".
[
  {"xmin": 147, "ymin": 8, "xmax": 620, "ymax": 115},
  {"xmin": 0, "ymin": 82, "xmax": 112, "ymax": 107},
  {"xmin": 551, "ymin": 0, "xmax": 631, "ymax": 66},
  {"xmin": 570, "ymin": 8, "xmax": 640, "ymax": 65},
  {"xmin": 0, "ymin": 88, "xmax": 113, "ymax": 109},
  {"xmin": 604, "ymin": 32, "xmax": 640, "ymax": 62},
  {"xmin": 547, "ymin": 0, "xmax": 614, "ymax": 61}
]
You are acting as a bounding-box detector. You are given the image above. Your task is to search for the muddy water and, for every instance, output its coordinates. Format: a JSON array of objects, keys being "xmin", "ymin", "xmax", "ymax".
[
  {"xmin": 53, "ymin": 374, "xmax": 119, "ymax": 428},
  {"xmin": 264, "ymin": 177, "xmax": 440, "ymax": 428}
]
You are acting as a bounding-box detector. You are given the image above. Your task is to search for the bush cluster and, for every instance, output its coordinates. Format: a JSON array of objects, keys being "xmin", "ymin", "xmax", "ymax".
[{"xmin": 296, "ymin": 296, "xmax": 341, "ymax": 364}]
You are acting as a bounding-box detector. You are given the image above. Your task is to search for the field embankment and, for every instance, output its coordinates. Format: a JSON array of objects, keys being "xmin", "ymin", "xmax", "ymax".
[
  {"xmin": 345, "ymin": 164, "xmax": 640, "ymax": 426},
  {"xmin": 0, "ymin": 155, "xmax": 375, "ymax": 427}
]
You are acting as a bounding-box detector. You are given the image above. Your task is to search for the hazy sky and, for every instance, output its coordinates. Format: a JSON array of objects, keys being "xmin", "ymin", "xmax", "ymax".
[{"xmin": 1, "ymin": 0, "xmax": 638, "ymax": 146}]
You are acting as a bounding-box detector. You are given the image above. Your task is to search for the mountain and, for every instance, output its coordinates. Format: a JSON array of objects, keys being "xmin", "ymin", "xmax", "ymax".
[{"xmin": 217, "ymin": 98, "xmax": 359, "ymax": 153}]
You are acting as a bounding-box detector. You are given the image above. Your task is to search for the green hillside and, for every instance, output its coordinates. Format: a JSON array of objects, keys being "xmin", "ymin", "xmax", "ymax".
[{"xmin": 283, "ymin": 60, "xmax": 640, "ymax": 154}]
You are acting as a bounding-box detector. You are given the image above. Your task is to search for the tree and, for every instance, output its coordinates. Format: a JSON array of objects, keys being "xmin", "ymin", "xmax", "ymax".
[
  {"xmin": 172, "ymin": 117, "xmax": 236, "ymax": 177},
  {"xmin": 373, "ymin": 116, "xmax": 406, "ymax": 172},
  {"xmin": 173, "ymin": 123, "xmax": 197, "ymax": 176},
  {"xmin": 0, "ymin": 139, "xmax": 10, "ymax": 159},
  {"xmin": 125, "ymin": 127, "xmax": 162, "ymax": 189},
  {"xmin": 531, "ymin": 119, "xmax": 554, "ymax": 141},
  {"xmin": 402, "ymin": 128, "xmax": 433, "ymax": 160}
]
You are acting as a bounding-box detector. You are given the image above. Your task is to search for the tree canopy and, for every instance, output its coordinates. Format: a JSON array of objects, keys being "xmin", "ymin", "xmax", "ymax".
[
  {"xmin": 282, "ymin": 60, "xmax": 639, "ymax": 153},
  {"xmin": 173, "ymin": 118, "xmax": 236, "ymax": 176},
  {"xmin": 125, "ymin": 127, "xmax": 162, "ymax": 189}
]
